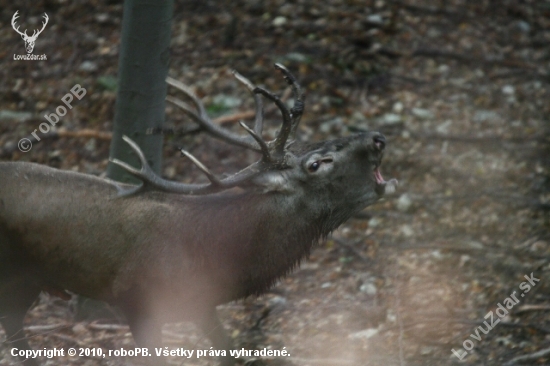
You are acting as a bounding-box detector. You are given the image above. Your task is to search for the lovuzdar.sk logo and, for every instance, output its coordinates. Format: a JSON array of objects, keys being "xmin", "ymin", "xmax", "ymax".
[{"xmin": 12, "ymin": 10, "xmax": 48, "ymax": 61}]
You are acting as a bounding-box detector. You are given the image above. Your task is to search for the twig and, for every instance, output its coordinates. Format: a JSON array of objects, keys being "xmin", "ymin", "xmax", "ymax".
[
  {"xmin": 25, "ymin": 323, "xmax": 70, "ymax": 332},
  {"xmin": 503, "ymin": 345, "xmax": 550, "ymax": 366},
  {"xmin": 332, "ymin": 237, "xmax": 370, "ymax": 263},
  {"xmin": 56, "ymin": 128, "xmax": 112, "ymax": 140},
  {"xmin": 214, "ymin": 110, "xmax": 257, "ymax": 125},
  {"xmin": 87, "ymin": 323, "xmax": 129, "ymax": 331},
  {"xmin": 390, "ymin": 317, "xmax": 550, "ymax": 335},
  {"xmin": 384, "ymin": 242, "xmax": 485, "ymax": 253},
  {"xmin": 490, "ymin": 321, "xmax": 550, "ymax": 335},
  {"xmin": 514, "ymin": 304, "xmax": 550, "ymax": 314}
]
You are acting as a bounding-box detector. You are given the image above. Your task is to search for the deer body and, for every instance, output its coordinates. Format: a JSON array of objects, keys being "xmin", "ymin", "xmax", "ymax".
[
  {"xmin": 0, "ymin": 161, "xmax": 333, "ymax": 305},
  {"xmin": 0, "ymin": 66, "xmax": 396, "ymax": 366}
]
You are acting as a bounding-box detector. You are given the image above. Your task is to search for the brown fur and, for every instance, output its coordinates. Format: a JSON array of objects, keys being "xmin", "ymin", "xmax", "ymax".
[{"xmin": 0, "ymin": 131, "xmax": 391, "ymax": 365}]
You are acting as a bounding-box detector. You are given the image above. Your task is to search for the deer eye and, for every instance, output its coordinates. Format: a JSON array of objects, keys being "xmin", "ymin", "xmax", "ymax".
[
  {"xmin": 308, "ymin": 161, "xmax": 321, "ymax": 172},
  {"xmin": 307, "ymin": 157, "xmax": 333, "ymax": 173}
]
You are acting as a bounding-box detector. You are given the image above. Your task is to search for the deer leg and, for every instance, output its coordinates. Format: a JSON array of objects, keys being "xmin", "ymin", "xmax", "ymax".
[
  {"xmin": 0, "ymin": 229, "xmax": 40, "ymax": 366},
  {"xmin": 118, "ymin": 290, "xmax": 165, "ymax": 366},
  {"xmin": 198, "ymin": 307, "xmax": 236, "ymax": 366},
  {"xmin": 126, "ymin": 315, "xmax": 165, "ymax": 366},
  {"xmin": 0, "ymin": 276, "xmax": 40, "ymax": 366}
]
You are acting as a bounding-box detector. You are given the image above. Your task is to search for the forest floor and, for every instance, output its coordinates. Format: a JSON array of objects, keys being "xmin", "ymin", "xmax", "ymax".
[{"xmin": 0, "ymin": 0, "xmax": 549, "ymax": 365}]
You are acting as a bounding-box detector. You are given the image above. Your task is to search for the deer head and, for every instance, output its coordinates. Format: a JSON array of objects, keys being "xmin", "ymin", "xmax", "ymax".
[
  {"xmin": 111, "ymin": 64, "xmax": 398, "ymax": 199},
  {"xmin": 11, "ymin": 11, "xmax": 49, "ymax": 54}
]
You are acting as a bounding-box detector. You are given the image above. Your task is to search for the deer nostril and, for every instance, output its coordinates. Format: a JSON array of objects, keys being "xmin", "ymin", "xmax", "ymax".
[{"xmin": 373, "ymin": 135, "xmax": 385, "ymax": 150}]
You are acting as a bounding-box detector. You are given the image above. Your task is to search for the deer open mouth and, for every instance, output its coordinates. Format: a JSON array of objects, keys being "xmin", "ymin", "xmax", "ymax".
[{"xmin": 374, "ymin": 166, "xmax": 398, "ymax": 195}]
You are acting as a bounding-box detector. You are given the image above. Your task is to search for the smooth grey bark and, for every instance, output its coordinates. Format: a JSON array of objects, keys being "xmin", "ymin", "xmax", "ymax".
[
  {"xmin": 107, "ymin": 0, "xmax": 174, "ymax": 183},
  {"xmin": 77, "ymin": 0, "xmax": 174, "ymax": 320}
]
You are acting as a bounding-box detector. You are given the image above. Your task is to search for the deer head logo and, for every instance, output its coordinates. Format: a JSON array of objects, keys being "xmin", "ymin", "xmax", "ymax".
[{"xmin": 11, "ymin": 11, "xmax": 49, "ymax": 54}]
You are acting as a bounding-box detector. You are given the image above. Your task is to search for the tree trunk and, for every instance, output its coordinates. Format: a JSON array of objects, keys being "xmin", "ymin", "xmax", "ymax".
[
  {"xmin": 76, "ymin": 0, "xmax": 174, "ymax": 321},
  {"xmin": 107, "ymin": 0, "xmax": 174, "ymax": 183}
]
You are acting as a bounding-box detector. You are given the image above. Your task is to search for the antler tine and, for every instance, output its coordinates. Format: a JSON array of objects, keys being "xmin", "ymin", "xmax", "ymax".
[
  {"xmin": 253, "ymin": 86, "xmax": 293, "ymax": 157},
  {"xmin": 166, "ymin": 95, "xmax": 260, "ymax": 152},
  {"xmin": 166, "ymin": 76, "xmax": 207, "ymax": 117},
  {"xmin": 179, "ymin": 149, "xmax": 221, "ymax": 185},
  {"xmin": 114, "ymin": 136, "xmax": 263, "ymax": 197},
  {"xmin": 166, "ymin": 78, "xmax": 264, "ymax": 152},
  {"xmin": 274, "ymin": 63, "xmax": 305, "ymax": 139},
  {"xmin": 110, "ymin": 136, "xmax": 161, "ymax": 183},
  {"xmin": 112, "ymin": 136, "xmax": 213, "ymax": 196},
  {"xmin": 238, "ymin": 121, "xmax": 272, "ymax": 162},
  {"xmin": 232, "ymin": 70, "xmax": 264, "ymax": 135}
]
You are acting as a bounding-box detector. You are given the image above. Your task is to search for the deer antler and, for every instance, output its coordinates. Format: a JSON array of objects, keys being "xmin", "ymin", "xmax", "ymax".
[
  {"xmin": 166, "ymin": 64, "xmax": 303, "ymax": 158},
  {"xmin": 112, "ymin": 64, "xmax": 305, "ymax": 197},
  {"xmin": 165, "ymin": 72, "xmax": 270, "ymax": 154},
  {"xmin": 111, "ymin": 136, "xmax": 262, "ymax": 196},
  {"xmin": 275, "ymin": 63, "xmax": 305, "ymax": 140}
]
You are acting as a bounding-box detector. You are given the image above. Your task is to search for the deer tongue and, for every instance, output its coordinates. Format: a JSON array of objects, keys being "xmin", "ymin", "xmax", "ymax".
[
  {"xmin": 374, "ymin": 168, "xmax": 385, "ymax": 185},
  {"xmin": 374, "ymin": 167, "xmax": 398, "ymax": 194}
]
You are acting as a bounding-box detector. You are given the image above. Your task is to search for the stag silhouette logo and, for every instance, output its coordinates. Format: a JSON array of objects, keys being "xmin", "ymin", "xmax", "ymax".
[{"xmin": 11, "ymin": 11, "xmax": 49, "ymax": 54}]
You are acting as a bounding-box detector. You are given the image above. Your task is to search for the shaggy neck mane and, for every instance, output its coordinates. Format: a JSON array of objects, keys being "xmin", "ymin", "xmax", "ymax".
[{"xmin": 194, "ymin": 192, "xmax": 352, "ymax": 298}]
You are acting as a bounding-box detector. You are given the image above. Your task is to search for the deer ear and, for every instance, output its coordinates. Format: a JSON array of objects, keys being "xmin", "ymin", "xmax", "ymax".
[{"xmin": 252, "ymin": 172, "xmax": 293, "ymax": 193}]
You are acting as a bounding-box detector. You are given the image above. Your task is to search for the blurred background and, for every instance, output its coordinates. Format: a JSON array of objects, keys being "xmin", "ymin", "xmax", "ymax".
[{"xmin": 0, "ymin": 0, "xmax": 549, "ymax": 365}]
